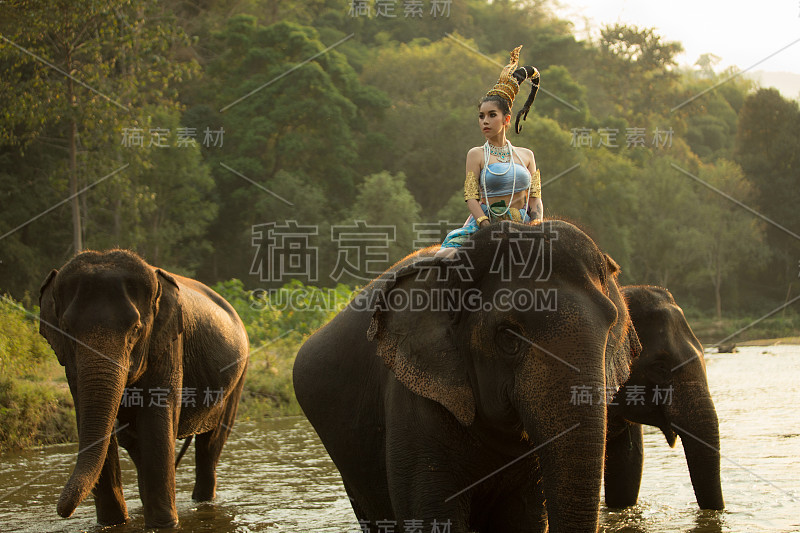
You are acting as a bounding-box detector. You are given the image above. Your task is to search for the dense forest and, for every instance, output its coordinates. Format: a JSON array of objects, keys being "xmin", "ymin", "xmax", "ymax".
[{"xmin": 2, "ymin": 0, "xmax": 799, "ymax": 321}]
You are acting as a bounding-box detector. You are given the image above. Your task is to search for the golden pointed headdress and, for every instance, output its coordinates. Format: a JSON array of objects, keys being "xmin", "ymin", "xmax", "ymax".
[{"xmin": 486, "ymin": 45, "xmax": 523, "ymax": 108}]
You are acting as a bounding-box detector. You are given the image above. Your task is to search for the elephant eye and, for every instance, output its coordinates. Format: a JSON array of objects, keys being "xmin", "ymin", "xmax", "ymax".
[
  {"xmin": 496, "ymin": 326, "xmax": 525, "ymax": 356},
  {"xmin": 646, "ymin": 356, "xmax": 672, "ymax": 384}
]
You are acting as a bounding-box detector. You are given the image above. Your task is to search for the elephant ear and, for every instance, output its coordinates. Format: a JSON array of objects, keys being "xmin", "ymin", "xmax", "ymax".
[
  {"xmin": 366, "ymin": 256, "xmax": 476, "ymax": 426},
  {"xmin": 39, "ymin": 269, "xmax": 67, "ymax": 366},
  {"xmin": 603, "ymin": 255, "xmax": 639, "ymax": 392},
  {"xmin": 150, "ymin": 269, "xmax": 183, "ymax": 359}
]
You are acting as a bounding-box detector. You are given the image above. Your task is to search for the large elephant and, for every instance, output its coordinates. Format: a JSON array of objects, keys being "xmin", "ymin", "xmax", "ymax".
[
  {"xmin": 294, "ymin": 220, "xmax": 640, "ymax": 532},
  {"xmin": 38, "ymin": 249, "xmax": 249, "ymax": 528},
  {"xmin": 604, "ymin": 285, "xmax": 724, "ymax": 510}
]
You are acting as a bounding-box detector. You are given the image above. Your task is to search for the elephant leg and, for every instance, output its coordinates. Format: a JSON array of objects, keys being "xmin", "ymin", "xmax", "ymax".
[
  {"xmin": 193, "ymin": 374, "xmax": 243, "ymax": 501},
  {"xmin": 117, "ymin": 424, "xmax": 140, "ymax": 466},
  {"xmin": 387, "ymin": 450, "xmax": 473, "ymax": 532},
  {"xmin": 343, "ymin": 481, "xmax": 369, "ymax": 523},
  {"xmin": 136, "ymin": 410, "xmax": 178, "ymax": 528},
  {"xmin": 604, "ymin": 422, "xmax": 644, "ymax": 508},
  {"xmin": 482, "ymin": 472, "xmax": 547, "ymax": 533},
  {"xmin": 192, "ymin": 429, "xmax": 223, "ymax": 501},
  {"xmin": 483, "ymin": 498, "xmax": 547, "ymax": 533},
  {"xmin": 92, "ymin": 434, "xmax": 128, "ymax": 526}
]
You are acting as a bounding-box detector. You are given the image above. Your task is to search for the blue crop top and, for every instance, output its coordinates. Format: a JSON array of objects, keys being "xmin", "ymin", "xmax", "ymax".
[{"xmin": 481, "ymin": 162, "xmax": 531, "ymax": 196}]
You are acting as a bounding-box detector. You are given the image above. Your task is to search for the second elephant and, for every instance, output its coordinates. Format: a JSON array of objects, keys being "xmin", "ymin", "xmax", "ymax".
[{"xmin": 604, "ymin": 285, "xmax": 724, "ymax": 510}]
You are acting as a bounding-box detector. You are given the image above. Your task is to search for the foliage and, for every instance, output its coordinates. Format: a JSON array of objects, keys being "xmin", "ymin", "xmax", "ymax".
[
  {"xmin": 0, "ymin": 297, "xmax": 52, "ymax": 377},
  {"xmin": 183, "ymin": 15, "xmax": 390, "ymax": 282},
  {"xmin": 339, "ymin": 171, "xmax": 423, "ymax": 280},
  {"xmin": 211, "ymin": 278, "xmax": 352, "ymax": 417},
  {"xmin": 0, "ymin": 0, "xmax": 203, "ymax": 289},
  {"xmin": 1, "ymin": 0, "xmax": 798, "ymax": 332},
  {"xmin": 0, "ymin": 296, "xmax": 75, "ymax": 451}
]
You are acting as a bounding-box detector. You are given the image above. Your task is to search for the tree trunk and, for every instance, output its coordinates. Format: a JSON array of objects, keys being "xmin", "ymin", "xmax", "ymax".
[
  {"xmin": 714, "ymin": 265, "xmax": 722, "ymax": 320},
  {"xmin": 68, "ymin": 78, "xmax": 82, "ymax": 253}
]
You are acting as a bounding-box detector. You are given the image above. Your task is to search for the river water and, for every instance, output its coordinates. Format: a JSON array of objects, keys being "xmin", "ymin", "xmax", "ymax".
[{"xmin": 1, "ymin": 345, "xmax": 799, "ymax": 532}]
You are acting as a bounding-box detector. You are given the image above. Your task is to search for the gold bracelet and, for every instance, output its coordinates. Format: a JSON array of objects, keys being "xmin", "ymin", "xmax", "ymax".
[
  {"xmin": 464, "ymin": 171, "xmax": 480, "ymax": 201},
  {"xmin": 476, "ymin": 215, "xmax": 489, "ymax": 226}
]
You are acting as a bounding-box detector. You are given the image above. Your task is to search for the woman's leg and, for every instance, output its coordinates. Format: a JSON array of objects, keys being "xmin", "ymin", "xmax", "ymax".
[{"xmin": 434, "ymin": 246, "xmax": 458, "ymax": 259}]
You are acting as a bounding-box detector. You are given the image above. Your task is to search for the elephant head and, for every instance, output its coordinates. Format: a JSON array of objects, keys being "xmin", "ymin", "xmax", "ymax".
[
  {"xmin": 365, "ymin": 220, "xmax": 639, "ymax": 532},
  {"xmin": 38, "ymin": 250, "xmax": 182, "ymax": 519},
  {"xmin": 605, "ymin": 285, "xmax": 724, "ymax": 510}
]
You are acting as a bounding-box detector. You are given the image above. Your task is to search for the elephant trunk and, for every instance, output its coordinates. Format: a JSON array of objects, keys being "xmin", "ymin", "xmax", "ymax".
[
  {"xmin": 537, "ymin": 420, "xmax": 605, "ymax": 532},
  {"xmin": 519, "ymin": 368, "xmax": 607, "ymax": 533},
  {"xmin": 58, "ymin": 349, "xmax": 128, "ymax": 518},
  {"xmin": 669, "ymin": 383, "xmax": 724, "ymax": 510}
]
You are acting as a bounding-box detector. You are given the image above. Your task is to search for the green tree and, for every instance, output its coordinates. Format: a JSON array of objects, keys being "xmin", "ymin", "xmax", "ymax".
[
  {"xmin": 534, "ymin": 65, "xmax": 590, "ymax": 128},
  {"xmin": 0, "ymin": 0, "xmax": 196, "ymax": 254},
  {"xmin": 362, "ymin": 35, "xmax": 501, "ymax": 214},
  {"xmin": 83, "ymin": 108, "xmax": 217, "ymax": 273},
  {"xmin": 627, "ymin": 157, "xmax": 706, "ymax": 291},
  {"xmin": 592, "ymin": 24, "xmax": 684, "ymax": 122},
  {"xmin": 734, "ymin": 88, "xmax": 800, "ymax": 289},
  {"xmin": 187, "ymin": 16, "xmax": 389, "ymax": 282},
  {"xmin": 683, "ymin": 160, "xmax": 771, "ymax": 319},
  {"xmin": 329, "ymin": 171, "xmax": 422, "ymax": 285},
  {"xmin": 678, "ymin": 69, "xmax": 750, "ymax": 162}
]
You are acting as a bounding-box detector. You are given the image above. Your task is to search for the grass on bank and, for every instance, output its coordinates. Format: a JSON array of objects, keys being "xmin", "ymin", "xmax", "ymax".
[
  {"xmin": 685, "ymin": 308, "xmax": 800, "ymax": 346},
  {"xmin": 0, "ymin": 296, "xmax": 76, "ymax": 453},
  {"xmin": 2, "ymin": 280, "xmax": 799, "ymax": 452}
]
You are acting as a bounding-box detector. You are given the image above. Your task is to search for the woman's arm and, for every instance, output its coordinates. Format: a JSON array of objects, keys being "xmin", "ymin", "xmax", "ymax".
[
  {"xmin": 464, "ymin": 148, "xmax": 489, "ymax": 226},
  {"xmin": 525, "ymin": 149, "xmax": 543, "ymax": 221}
]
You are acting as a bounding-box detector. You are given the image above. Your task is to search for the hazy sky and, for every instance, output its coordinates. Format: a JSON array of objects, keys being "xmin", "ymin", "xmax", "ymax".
[{"xmin": 555, "ymin": 0, "xmax": 800, "ymax": 75}]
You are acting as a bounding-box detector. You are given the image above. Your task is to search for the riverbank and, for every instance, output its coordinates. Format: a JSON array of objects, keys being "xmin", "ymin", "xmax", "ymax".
[
  {"xmin": 735, "ymin": 336, "xmax": 800, "ymax": 346},
  {"xmin": 688, "ymin": 311, "xmax": 799, "ymax": 346},
  {"xmin": 0, "ymin": 297, "xmax": 77, "ymax": 452}
]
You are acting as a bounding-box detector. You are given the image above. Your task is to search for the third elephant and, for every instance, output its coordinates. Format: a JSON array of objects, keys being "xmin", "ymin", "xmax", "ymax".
[{"xmin": 604, "ymin": 285, "xmax": 724, "ymax": 510}]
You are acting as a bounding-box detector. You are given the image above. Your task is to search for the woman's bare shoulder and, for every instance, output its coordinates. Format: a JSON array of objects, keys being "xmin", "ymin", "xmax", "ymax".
[
  {"xmin": 512, "ymin": 145, "xmax": 535, "ymax": 166},
  {"xmin": 466, "ymin": 146, "xmax": 484, "ymax": 164},
  {"xmin": 517, "ymin": 145, "xmax": 534, "ymax": 158}
]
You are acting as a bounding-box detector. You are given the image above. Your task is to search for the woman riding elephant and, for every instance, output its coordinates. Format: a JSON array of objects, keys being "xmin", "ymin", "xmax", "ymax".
[
  {"xmin": 38, "ymin": 249, "xmax": 248, "ymax": 528},
  {"xmin": 436, "ymin": 45, "xmax": 542, "ymax": 259},
  {"xmin": 294, "ymin": 219, "xmax": 640, "ymax": 533}
]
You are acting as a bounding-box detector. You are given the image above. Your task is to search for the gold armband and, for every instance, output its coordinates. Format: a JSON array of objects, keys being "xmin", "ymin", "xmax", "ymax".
[
  {"xmin": 476, "ymin": 215, "xmax": 489, "ymax": 226},
  {"xmin": 464, "ymin": 171, "xmax": 480, "ymax": 201},
  {"xmin": 528, "ymin": 168, "xmax": 541, "ymax": 198}
]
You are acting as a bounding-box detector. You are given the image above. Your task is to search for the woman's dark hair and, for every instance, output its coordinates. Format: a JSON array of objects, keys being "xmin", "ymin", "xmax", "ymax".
[
  {"xmin": 477, "ymin": 66, "xmax": 540, "ymax": 133},
  {"xmin": 512, "ymin": 65, "xmax": 540, "ymax": 134},
  {"xmin": 478, "ymin": 94, "xmax": 511, "ymax": 116}
]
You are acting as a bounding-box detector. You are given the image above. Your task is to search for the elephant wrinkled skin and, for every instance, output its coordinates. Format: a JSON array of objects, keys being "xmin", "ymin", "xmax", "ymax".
[
  {"xmin": 38, "ymin": 249, "xmax": 248, "ymax": 528},
  {"xmin": 294, "ymin": 220, "xmax": 640, "ymax": 533},
  {"xmin": 604, "ymin": 285, "xmax": 724, "ymax": 510}
]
